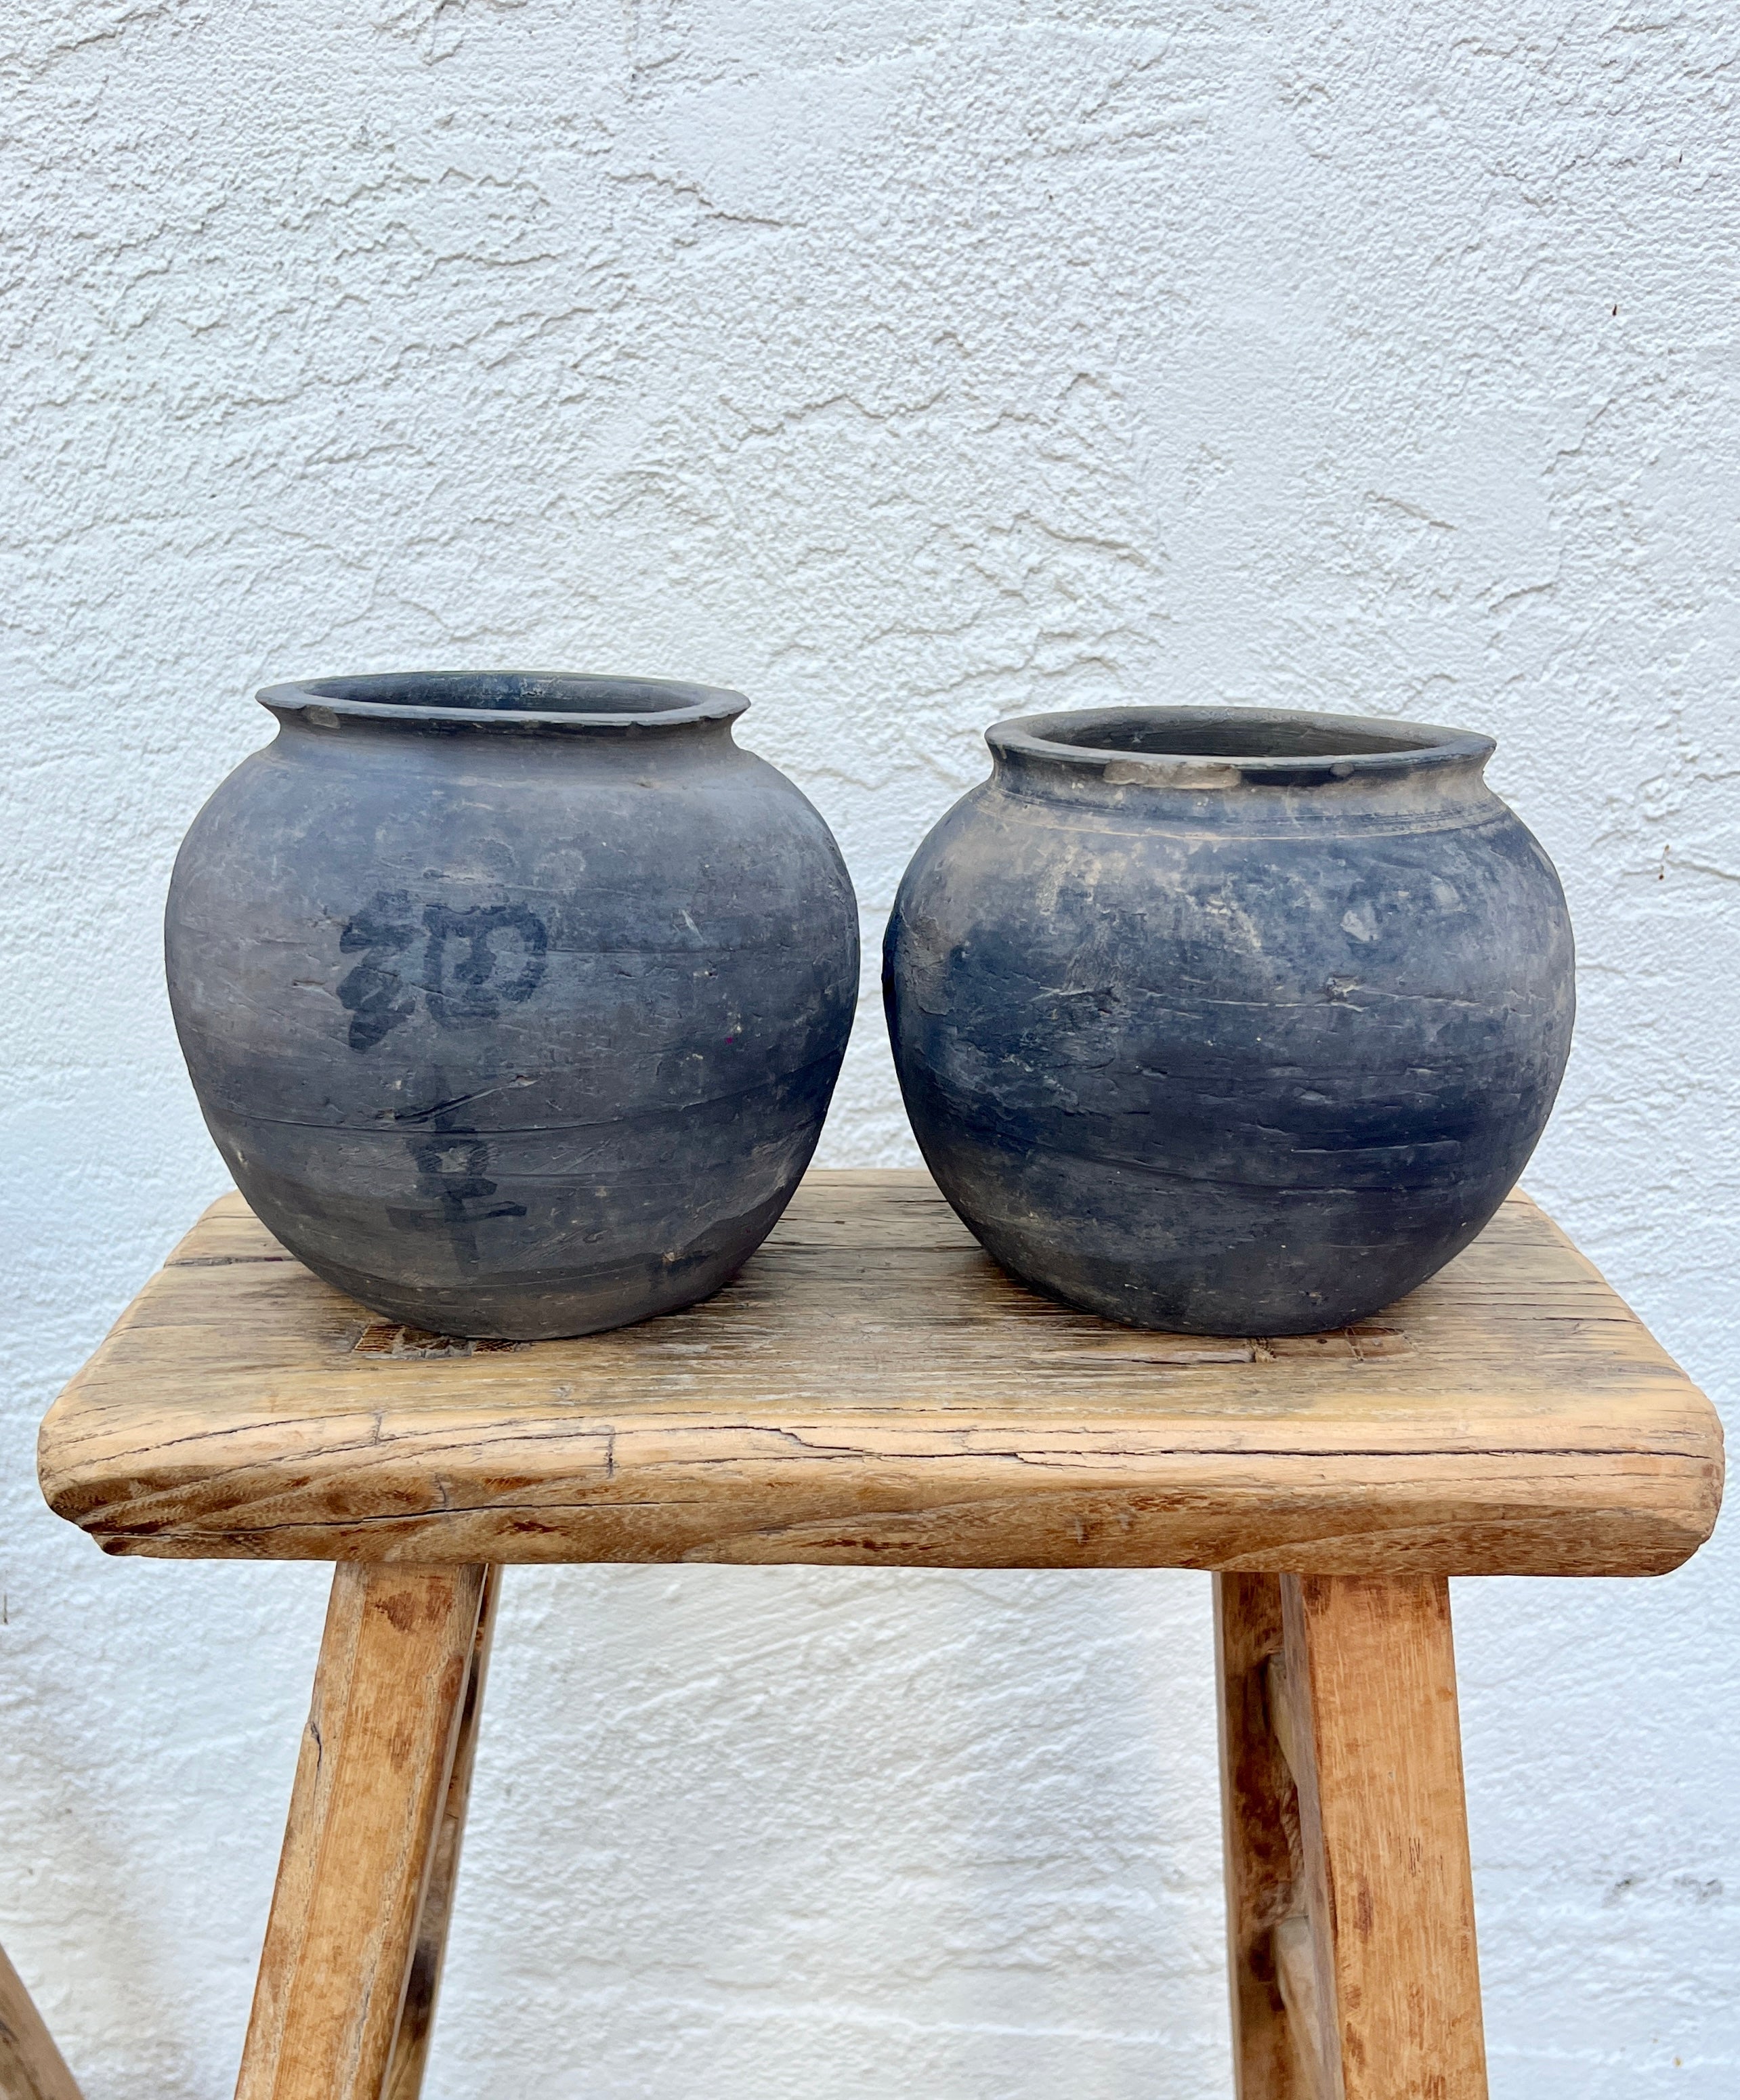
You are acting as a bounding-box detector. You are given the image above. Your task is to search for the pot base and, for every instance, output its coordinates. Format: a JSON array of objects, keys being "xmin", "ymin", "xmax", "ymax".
[{"xmin": 294, "ymin": 1201, "xmax": 782, "ymax": 1341}]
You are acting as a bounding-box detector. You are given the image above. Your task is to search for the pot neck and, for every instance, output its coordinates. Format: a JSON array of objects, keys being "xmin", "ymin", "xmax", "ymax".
[{"xmin": 986, "ymin": 706, "xmax": 1500, "ymax": 830}]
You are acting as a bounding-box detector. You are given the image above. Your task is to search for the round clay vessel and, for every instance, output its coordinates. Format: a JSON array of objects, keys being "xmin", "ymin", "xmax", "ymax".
[
  {"xmin": 884, "ymin": 705, "xmax": 1573, "ymax": 1335},
  {"xmin": 167, "ymin": 671, "xmax": 858, "ymax": 1338}
]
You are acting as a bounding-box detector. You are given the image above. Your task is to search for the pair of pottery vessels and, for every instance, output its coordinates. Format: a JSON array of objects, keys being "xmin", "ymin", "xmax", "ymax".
[{"xmin": 166, "ymin": 673, "xmax": 1573, "ymax": 1341}]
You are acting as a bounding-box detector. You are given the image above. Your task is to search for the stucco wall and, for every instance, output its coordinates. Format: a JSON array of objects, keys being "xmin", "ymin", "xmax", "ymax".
[{"xmin": 2, "ymin": 3, "xmax": 1735, "ymax": 2093}]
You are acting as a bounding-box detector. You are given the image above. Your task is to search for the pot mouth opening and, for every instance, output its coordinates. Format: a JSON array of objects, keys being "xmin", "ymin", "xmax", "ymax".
[
  {"xmin": 259, "ymin": 670, "xmax": 748, "ymax": 730},
  {"xmin": 990, "ymin": 704, "xmax": 1493, "ymax": 778}
]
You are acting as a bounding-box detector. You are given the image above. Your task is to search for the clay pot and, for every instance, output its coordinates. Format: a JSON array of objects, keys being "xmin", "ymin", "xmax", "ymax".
[
  {"xmin": 167, "ymin": 672, "xmax": 857, "ymax": 1338},
  {"xmin": 884, "ymin": 706, "xmax": 1573, "ymax": 1334}
]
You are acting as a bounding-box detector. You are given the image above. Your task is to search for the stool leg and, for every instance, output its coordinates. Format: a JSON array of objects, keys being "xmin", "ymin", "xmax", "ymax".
[
  {"xmin": 0, "ymin": 1939, "xmax": 85, "ymax": 2100},
  {"xmin": 383, "ymin": 1566, "xmax": 498, "ymax": 2100},
  {"xmin": 1214, "ymin": 1573, "xmax": 1314, "ymax": 2099},
  {"xmin": 236, "ymin": 1564, "xmax": 489, "ymax": 2100},
  {"xmin": 1278, "ymin": 1574, "xmax": 1489, "ymax": 2100}
]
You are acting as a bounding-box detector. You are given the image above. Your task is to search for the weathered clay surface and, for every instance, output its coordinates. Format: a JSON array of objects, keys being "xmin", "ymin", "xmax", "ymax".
[
  {"xmin": 166, "ymin": 673, "xmax": 858, "ymax": 1337},
  {"xmin": 887, "ymin": 706, "xmax": 1574, "ymax": 1333}
]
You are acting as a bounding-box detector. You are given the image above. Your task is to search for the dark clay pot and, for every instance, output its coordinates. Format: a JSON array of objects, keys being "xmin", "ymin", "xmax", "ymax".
[
  {"xmin": 167, "ymin": 672, "xmax": 858, "ymax": 1338},
  {"xmin": 884, "ymin": 706, "xmax": 1573, "ymax": 1335}
]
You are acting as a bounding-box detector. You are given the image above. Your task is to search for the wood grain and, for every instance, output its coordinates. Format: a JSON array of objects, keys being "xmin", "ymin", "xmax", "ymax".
[
  {"xmin": 1215, "ymin": 1574, "xmax": 1309, "ymax": 2100},
  {"xmin": 382, "ymin": 1567, "xmax": 497, "ymax": 2100},
  {"xmin": 0, "ymin": 1940, "xmax": 83, "ymax": 2100},
  {"xmin": 1280, "ymin": 1575, "xmax": 1488, "ymax": 2100},
  {"xmin": 236, "ymin": 1564, "xmax": 486, "ymax": 2100},
  {"xmin": 41, "ymin": 1173, "xmax": 1722, "ymax": 1574},
  {"xmin": 1270, "ymin": 1914, "xmax": 1328, "ymax": 2100}
]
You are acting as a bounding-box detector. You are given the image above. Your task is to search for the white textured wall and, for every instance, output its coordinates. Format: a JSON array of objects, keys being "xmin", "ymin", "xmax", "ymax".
[{"xmin": 1, "ymin": 3, "xmax": 1735, "ymax": 2093}]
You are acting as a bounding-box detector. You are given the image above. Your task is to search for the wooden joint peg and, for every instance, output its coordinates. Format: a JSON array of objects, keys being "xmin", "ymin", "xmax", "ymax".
[
  {"xmin": 236, "ymin": 1564, "xmax": 492, "ymax": 2100},
  {"xmin": 0, "ymin": 1939, "xmax": 84, "ymax": 2100},
  {"xmin": 1279, "ymin": 1574, "xmax": 1489, "ymax": 2100}
]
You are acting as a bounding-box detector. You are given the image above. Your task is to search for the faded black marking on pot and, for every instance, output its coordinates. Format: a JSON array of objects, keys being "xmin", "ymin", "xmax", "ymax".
[
  {"xmin": 337, "ymin": 897, "xmax": 549, "ymax": 1048},
  {"xmin": 337, "ymin": 891, "xmax": 419, "ymax": 1051},
  {"xmin": 422, "ymin": 903, "xmax": 547, "ymax": 1027}
]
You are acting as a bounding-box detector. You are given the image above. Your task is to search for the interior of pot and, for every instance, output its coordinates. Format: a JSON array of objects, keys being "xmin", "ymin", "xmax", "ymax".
[
  {"xmin": 1041, "ymin": 709, "xmax": 1449, "ymax": 760},
  {"xmin": 299, "ymin": 672, "xmax": 718, "ymax": 715}
]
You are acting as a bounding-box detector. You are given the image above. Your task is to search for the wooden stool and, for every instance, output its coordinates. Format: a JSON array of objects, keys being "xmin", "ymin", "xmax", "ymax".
[
  {"xmin": 41, "ymin": 1173, "xmax": 1722, "ymax": 2099},
  {"xmin": 0, "ymin": 1942, "xmax": 83, "ymax": 2100}
]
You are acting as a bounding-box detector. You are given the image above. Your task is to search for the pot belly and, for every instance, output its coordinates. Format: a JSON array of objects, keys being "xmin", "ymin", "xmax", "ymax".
[
  {"xmin": 168, "ymin": 740, "xmax": 857, "ymax": 1337},
  {"xmin": 887, "ymin": 798, "xmax": 1573, "ymax": 1333}
]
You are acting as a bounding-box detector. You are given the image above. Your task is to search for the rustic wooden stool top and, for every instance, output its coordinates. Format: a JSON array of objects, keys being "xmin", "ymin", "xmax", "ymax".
[{"xmin": 41, "ymin": 1171, "xmax": 1723, "ymax": 2100}]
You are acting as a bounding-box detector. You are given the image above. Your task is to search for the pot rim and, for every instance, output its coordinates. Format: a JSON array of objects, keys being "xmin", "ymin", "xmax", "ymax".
[
  {"xmin": 257, "ymin": 669, "xmax": 748, "ymax": 731},
  {"xmin": 987, "ymin": 703, "xmax": 1494, "ymax": 781}
]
